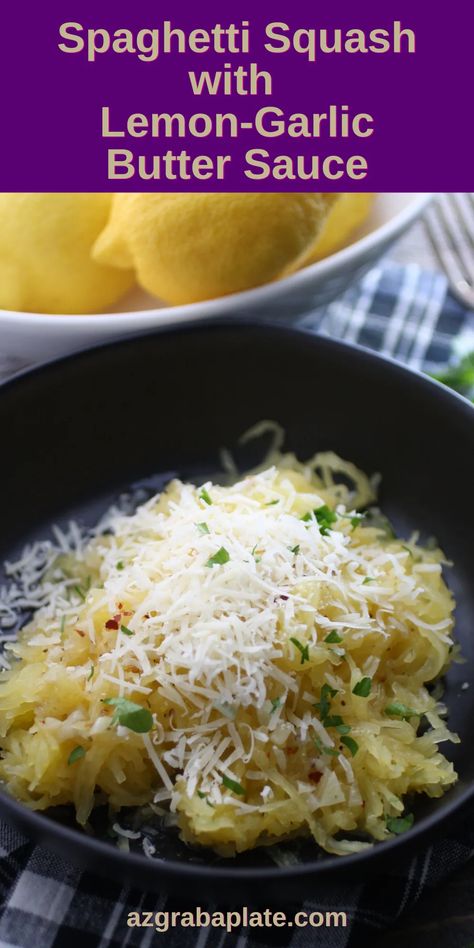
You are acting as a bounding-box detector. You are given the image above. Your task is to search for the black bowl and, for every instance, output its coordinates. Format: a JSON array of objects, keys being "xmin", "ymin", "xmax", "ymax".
[{"xmin": 1, "ymin": 320, "xmax": 473, "ymax": 901}]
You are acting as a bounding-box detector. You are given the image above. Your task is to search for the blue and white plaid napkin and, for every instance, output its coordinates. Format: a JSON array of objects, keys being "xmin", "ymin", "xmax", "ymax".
[
  {"xmin": 300, "ymin": 259, "xmax": 472, "ymax": 372},
  {"xmin": 0, "ymin": 261, "xmax": 473, "ymax": 948}
]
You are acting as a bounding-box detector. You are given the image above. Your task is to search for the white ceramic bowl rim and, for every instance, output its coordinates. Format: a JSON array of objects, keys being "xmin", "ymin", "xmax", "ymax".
[{"xmin": 0, "ymin": 193, "xmax": 432, "ymax": 332}]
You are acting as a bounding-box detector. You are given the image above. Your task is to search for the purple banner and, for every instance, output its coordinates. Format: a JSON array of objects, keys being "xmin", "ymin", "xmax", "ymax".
[{"xmin": 0, "ymin": 0, "xmax": 471, "ymax": 191}]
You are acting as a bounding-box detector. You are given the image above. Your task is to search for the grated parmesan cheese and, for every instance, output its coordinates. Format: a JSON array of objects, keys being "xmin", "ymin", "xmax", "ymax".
[{"xmin": 0, "ymin": 459, "xmax": 459, "ymax": 857}]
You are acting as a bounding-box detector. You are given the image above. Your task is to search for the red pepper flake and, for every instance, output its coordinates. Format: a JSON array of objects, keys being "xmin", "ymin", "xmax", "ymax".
[
  {"xmin": 105, "ymin": 619, "xmax": 119, "ymax": 631},
  {"xmin": 280, "ymin": 595, "xmax": 289, "ymax": 601},
  {"xmin": 117, "ymin": 603, "xmax": 123, "ymax": 610},
  {"xmin": 309, "ymin": 770, "xmax": 322, "ymax": 784},
  {"xmin": 75, "ymin": 629, "xmax": 86, "ymax": 638},
  {"xmin": 144, "ymin": 614, "xmax": 150, "ymax": 620},
  {"xmin": 286, "ymin": 746, "xmax": 298, "ymax": 756}
]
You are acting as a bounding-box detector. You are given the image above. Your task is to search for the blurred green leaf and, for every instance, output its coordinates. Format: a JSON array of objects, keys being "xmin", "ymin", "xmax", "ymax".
[{"xmin": 432, "ymin": 352, "xmax": 474, "ymax": 402}]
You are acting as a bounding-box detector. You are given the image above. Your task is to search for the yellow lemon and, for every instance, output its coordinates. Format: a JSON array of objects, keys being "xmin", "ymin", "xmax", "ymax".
[
  {"xmin": 93, "ymin": 193, "xmax": 333, "ymax": 305},
  {"xmin": 0, "ymin": 194, "xmax": 134, "ymax": 315},
  {"xmin": 303, "ymin": 193, "xmax": 374, "ymax": 264}
]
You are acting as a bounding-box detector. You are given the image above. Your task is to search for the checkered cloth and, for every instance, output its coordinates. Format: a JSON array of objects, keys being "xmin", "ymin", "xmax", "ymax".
[
  {"xmin": 0, "ymin": 260, "xmax": 473, "ymax": 948},
  {"xmin": 299, "ymin": 259, "xmax": 473, "ymax": 371}
]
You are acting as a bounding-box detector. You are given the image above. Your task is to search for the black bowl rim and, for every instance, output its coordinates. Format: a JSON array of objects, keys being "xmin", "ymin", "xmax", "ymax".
[{"xmin": 0, "ymin": 316, "xmax": 473, "ymax": 885}]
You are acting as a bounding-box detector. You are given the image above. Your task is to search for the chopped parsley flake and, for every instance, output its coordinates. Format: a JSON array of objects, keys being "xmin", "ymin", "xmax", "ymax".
[
  {"xmin": 313, "ymin": 683, "xmax": 338, "ymax": 720},
  {"xmin": 116, "ymin": 561, "xmax": 125, "ymax": 571},
  {"xmin": 340, "ymin": 512, "xmax": 366, "ymax": 529},
  {"xmin": 301, "ymin": 504, "xmax": 337, "ymax": 537},
  {"xmin": 314, "ymin": 736, "xmax": 339, "ymax": 757},
  {"xmin": 290, "ymin": 545, "xmax": 300, "ymax": 555},
  {"xmin": 222, "ymin": 775, "xmax": 245, "ymax": 796},
  {"xmin": 251, "ymin": 544, "xmax": 261, "ymax": 563},
  {"xmin": 270, "ymin": 696, "xmax": 283, "ymax": 713},
  {"xmin": 196, "ymin": 522, "xmax": 210, "ymax": 535},
  {"xmin": 317, "ymin": 701, "xmax": 352, "ymax": 736},
  {"xmin": 206, "ymin": 547, "xmax": 230, "ymax": 568},
  {"xmin": 266, "ymin": 499, "xmax": 279, "ymax": 506},
  {"xmin": 290, "ymin": 637, "xmax": 310, "ymax": 664},
  {"xmin": 314, "ymin": 505, "xmax": 338, "ymax": 535},
  {"xmin": 120, "ymin": 624, "xmax": 134, "ymax": 637},
  {"xmin": 335, "ymin": 723, "xmax": 352, "ymax": 736},
  {"xmin": 103, "ymin": 697, "xmax": 153, "ymax": 733},
  {"xmin": 87, "ymin": 665, "xmax": 94, "ymax": 681},
  {"xmin": 386, "ymin": 813, "xmax": 414, "ymax": 835},
  {"xmin": 363, "ymin": 576, "xmax": 375, "ymax": 585},
  {"xmin": 67, "ymin": 745, "xmax": 86, "ymax": 766},
  {"xmin": 324, "ymin": 631, "xmax": 343, "ymax": 644},
  {"xmin": 341, "ymin": 736, "xmax": 359, "ymax": 757},
  {"xmin": 197, "ymin": 790, "xmax": 214, "ymax": 808},
  {"xmin": 352, "ymin": 677, "xmax": 372, "ymax": 698},
  {"xmin": 384, "ymin": 702, "xmax": 420, "ymax": 721},
  {"xmin": 199, "ymin": 488, "xmax": 213, "ymax": 505},
  {"xmin": 324, "ymin": 715, "xmax": 351, "ymax": 736}
]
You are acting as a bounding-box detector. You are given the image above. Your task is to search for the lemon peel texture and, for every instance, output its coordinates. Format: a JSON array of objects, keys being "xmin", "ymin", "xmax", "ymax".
[
  {"xmin": 303, "ymin": 193, "xmax": 374, "ymax": 264},
  {"xmin": 0, "ymin": 193, "xmax": 134, "ymax": 315},
  {"xmin": 93, "ymin": 192, "xmax": 334, "ymax": 305}
]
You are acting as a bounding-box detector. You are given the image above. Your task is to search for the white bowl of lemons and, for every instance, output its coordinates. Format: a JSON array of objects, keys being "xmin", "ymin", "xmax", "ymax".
[{"xmin": 0, "ymin": 192, "xmax": 431, "ymax": 362}]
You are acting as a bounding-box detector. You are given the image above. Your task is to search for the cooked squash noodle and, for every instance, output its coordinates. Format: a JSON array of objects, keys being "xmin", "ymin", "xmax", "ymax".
[{"xmin": 0, "ymin": 454, "xmax": 458, "ymax": 856}]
